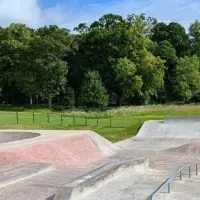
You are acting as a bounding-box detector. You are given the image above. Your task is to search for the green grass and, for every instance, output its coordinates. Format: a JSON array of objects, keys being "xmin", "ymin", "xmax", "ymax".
[{"xmin": 1, "ymin": 104, "xmax": 200, "ymax": 142}]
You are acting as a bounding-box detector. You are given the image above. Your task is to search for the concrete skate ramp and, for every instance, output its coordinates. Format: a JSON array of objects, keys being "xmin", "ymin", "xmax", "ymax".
[
  {"xmin": 0, "ymin": 131, "xmax": 40, "ymax": 144},
  {"xmin": 0, "ymin": 131, "xmax": 119, "ymax": 168},
  {"xmin": 164, "ymin": 116, "xmax": 200, "ymax": 124},
  {"xmin": 137, "ymin": 120, "xmax": 200, "ymax": 139}
]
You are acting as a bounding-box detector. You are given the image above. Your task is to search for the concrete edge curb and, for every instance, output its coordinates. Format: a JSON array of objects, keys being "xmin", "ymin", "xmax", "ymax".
[{"xmin": 54, "ymin": 158, "xmax": 149, "ymax": 200}]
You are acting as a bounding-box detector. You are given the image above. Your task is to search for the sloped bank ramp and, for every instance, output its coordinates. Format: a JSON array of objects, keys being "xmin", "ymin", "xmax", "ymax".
[
  {"xmin": 0, "ymin": 130, "xmax": 120, "ymax": 168},
  {"xmin": 137, "ymin": 117, "xmax": 200, "ymax": 139}
]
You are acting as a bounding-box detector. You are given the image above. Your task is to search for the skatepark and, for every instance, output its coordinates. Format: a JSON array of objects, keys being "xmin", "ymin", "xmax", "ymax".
[{"xmin": 1, "ymin": 117, "xmax": 200, "ymax": 199}]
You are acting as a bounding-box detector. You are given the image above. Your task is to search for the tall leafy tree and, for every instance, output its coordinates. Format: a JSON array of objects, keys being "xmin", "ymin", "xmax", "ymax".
[
  {"xmin": 189, "ymin": 20, "xmax": 200, "ymax": 57},
  {"xmin": 0, "ymin": 24, "xmax": 33, "ymax": 104},
  {"xmin": 175, "ymin": 56, "xmax": 200, "ymax": 102},
  {"xmin": 152, "ymin": 22, "xmax": 190, "ymax": 57},
  {"xmin": 126, "ymin": 15, "xmax": 165, "ymax": 104},
  {"xmin": 113, "ymin": 58, "xmax": 143, "ymax": 105},
  {"xmin": 154, "ymin": 40, "xmax": 178, "ymax": 101},
  {"xmin": 28, "ymin": 25, "xmax": 72, "ymax": 107},
  {"xmin": 78, "ymin": 71, "xmax": 108, "ymax": 107}
]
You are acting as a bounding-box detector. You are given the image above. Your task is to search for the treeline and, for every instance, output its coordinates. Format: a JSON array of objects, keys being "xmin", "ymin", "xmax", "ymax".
[{"xmin": 1, "ymin": 13, "xmax": 200, "ymax": 108}]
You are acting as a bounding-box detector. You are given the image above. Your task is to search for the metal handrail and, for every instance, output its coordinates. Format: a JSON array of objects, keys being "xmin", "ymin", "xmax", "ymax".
[{"xmin": 146, "ymin": 162, "xmax": 200, "ymax": 200}]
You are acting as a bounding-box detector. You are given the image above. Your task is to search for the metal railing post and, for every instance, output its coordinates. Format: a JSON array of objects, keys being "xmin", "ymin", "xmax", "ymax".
[
  {"xmin": 168, "ymin": 182, "xmax": 171, "ymax": 193},
  {"xmin": 196, "ymin": 163, "xmax": 198, "ymax": 175},
  {"xmin": 180, "ymin": 170, "xmax": 182, "ymax": 180},
  {"xmin": 61, "ymin": 114, "xmax": 63, "ymax": 125},
  {"xmin": 73, "ymin": 116, "xmax": 75, "ymax": 126},
  {"xmin": 33, "ymin": 112, "xmax": 35, "ymax": 124},
  {"xmin": 189, "ymin": 166, "xmax": 191, "ymax": 178},
  {"xmin": 16, "ymin": 112, "xmax": 19, "ymax": 124},
  {"xmin": 47, "ymin": 113, "xmax": 50, "ymax": 124}
]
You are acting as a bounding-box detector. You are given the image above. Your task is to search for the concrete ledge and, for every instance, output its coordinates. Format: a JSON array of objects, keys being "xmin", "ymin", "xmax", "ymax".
[
  {"xmin": 54, "ymin": 158, "xmax": 149, "ymax": 200},
  {"xmin": 0, "ymin": 163, "xmax": 54, "ymax": 187}
]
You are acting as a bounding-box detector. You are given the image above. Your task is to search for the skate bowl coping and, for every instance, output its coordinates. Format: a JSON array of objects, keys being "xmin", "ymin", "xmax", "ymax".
[{"xmin": 0, "ymin": 131, "xmax": 40, "ymax": 144}]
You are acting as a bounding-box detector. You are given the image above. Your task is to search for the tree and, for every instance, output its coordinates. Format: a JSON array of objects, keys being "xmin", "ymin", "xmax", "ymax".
[
  {"xmin": 152, "ymin": 22, "xmax": 190, "ymax": 57},
  {"xmin": 126, "ymin": 15, "xmax": 165, "ymax": 104},
  {"xmin": 154, "ymin": 40, "xmax": 178, "ymax": 101},
  {"xmin": 0, "ymin": 24, "xmax": 34, "ymax": 104},
  {"xmin": 152, "ymin": 22, "xmax": 168, "ymax": 42},
  {"xmin": 59, "ymin": 87, "xmax": 75, "ymax": 107},
  {"xmin": 113, "ymin": 58, "xmax": 143, "ymax": 105},
  {"xmin": 189, "ymin": 20, "xmax": 200, "ymax": 56},
  {"xmin": 73, "ymin": 13, "xmax": 128, "ymax": 95},
  {"xmin": 167, "ymin": 23, "xmax": 190, "ymax": 57},
  {"xmin": 27, "ymin": 25, "xmax": 73, "ymax": 108},
  {"xmin": 175, "ymin": 56, "xmax": 200, "ymax": 102},
  {"xmin": 78, "ymin": 71, "xmax": 108, "ymax": 107}
]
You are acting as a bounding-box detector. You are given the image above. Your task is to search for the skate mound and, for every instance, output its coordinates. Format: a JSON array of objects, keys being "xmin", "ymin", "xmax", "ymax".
[
  {"xmin": 0, "ymin": 131, "xmax": 118, "ymax": 168},
  {"xmin": 165, "ymin": 143, "xmax": 200, "ymax": 156},
  {"xmin": 137, "ymin": 118, "xmax": 200, "ymax": 139}
]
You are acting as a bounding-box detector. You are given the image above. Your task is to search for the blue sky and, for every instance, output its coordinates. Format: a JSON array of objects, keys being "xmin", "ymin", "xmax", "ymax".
[{"xmin": 0, "ymin": 0, "xmax": 200, "ymax": 31}]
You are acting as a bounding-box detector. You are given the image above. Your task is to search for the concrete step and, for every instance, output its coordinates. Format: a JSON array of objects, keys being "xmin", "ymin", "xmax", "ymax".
[{"xmin": 0, "ymin": 162, "xmax": 54, "ymax": 187}]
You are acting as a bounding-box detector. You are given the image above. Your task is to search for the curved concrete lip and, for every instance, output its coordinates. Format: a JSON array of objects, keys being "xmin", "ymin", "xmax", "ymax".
[
  {"xmin": 0, "ymin": 130, "xmax": 89, "ymax": 150},
  {"xmin": 0, "ymin": 131, "xmax": 40, "ymax": 144}
]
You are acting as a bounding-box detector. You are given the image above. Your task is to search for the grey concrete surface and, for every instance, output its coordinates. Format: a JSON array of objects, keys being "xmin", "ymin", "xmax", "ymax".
[
  {"xmin": 0, "ymin": 162, "xmax": 54, "ymax": 187},
  {"xmin": 137, "ymin": 120, "xmax": 200, "ymax": 139},
  {"xmin": 0, "ymin": 136, "xmax": 198, "ymax": 200},
  {"xmin": 0, "ymin": 131, "xmax": 40, "ymax": 144},
  {"xmin": 54, "ymin": 158, "xmax": 148, "ymax": 200},
  {"xmin": 155, "ymin": 175, "xmax": 200, "ymax": 200},
  {"xmin": 164, "ymin": 116, "xmax": 200, "ymax": 124},
  {"xmin": 1, "ymin": 120, "xmax": 200, "ymax": 200}
]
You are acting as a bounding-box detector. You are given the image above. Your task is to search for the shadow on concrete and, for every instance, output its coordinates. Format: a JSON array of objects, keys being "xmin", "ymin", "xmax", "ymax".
[{"xmin": 46, "ymin": 194, "xmax": 55, "ymax": 200}]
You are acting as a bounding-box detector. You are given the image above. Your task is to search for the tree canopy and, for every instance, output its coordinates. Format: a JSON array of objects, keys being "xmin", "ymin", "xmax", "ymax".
[{"xmin": 0, "ymin": 13, "xmax": 199, "ymax": 107}]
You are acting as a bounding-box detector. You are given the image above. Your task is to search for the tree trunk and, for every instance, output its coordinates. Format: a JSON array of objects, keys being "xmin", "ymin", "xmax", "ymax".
[
  {"xmin": 36, "ymin": 94, "xmax": 39, "ymax": 105},
  {"xmin": 29, "ymin": 94, "xmax": 33, "ymax": 105},
  {"xmin": 75, "ymin": 89, "xmax": 78, "ymax": 107},
  {"xmin": 48, "ymin": 97, "xmax": 52, "ymax": 109},
  {"xmin": 4, "ymin": 93, "xmax": 8, "ymax": 104}
]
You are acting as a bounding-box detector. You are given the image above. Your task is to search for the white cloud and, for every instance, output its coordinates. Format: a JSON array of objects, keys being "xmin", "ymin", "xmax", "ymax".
[
  {"xmin": 0, "ymin": 0, "xmax": 41, "ymax": 27},
  {"xmin": 0, "ymin": 0, "xmax": 200, "ymax": 31}
]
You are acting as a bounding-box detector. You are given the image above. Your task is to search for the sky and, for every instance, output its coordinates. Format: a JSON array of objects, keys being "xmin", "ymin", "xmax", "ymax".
[{"xmin": 0, "ymin": 0, "xmax": 200, "ymax": 31}]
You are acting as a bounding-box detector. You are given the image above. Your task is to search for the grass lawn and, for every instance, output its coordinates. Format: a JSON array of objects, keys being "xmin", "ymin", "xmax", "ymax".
[{"xmin": 1, "ymin": 104, "xmax": 200, "ymax": 142}]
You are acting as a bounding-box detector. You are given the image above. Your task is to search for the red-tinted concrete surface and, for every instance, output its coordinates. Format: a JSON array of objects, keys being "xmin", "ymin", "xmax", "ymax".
[{"xmin": 0, "ymin": 134, "xmax": 103, "ymax": 168}]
